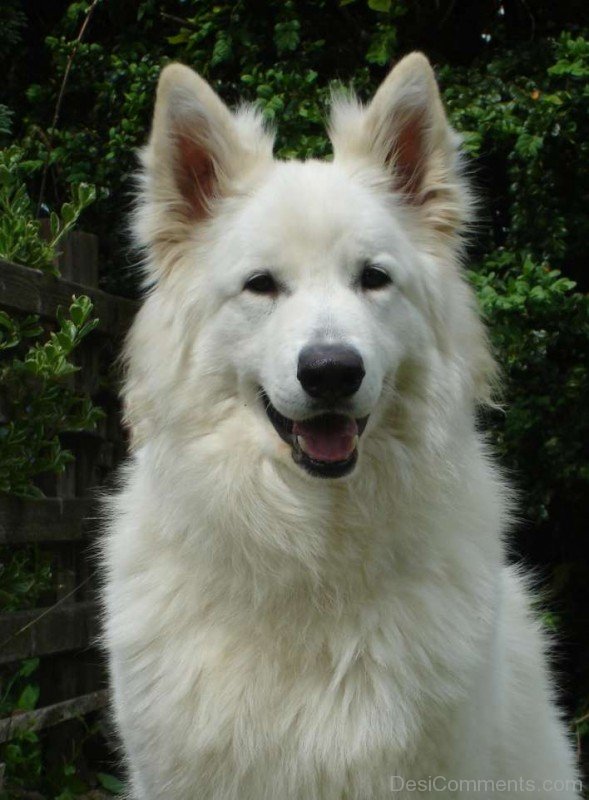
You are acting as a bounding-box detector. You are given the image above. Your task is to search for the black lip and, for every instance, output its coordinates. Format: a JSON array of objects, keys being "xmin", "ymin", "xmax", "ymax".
[
  {"xmin": 293, "ymin": 446, "xmax": 358, "ymax": 478},
  {"xmin": 261, "ymin": 391, "xmax": 368, "ymax": 478}
]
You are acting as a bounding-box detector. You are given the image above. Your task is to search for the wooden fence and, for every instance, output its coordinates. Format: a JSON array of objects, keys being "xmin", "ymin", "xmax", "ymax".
[{"xmin": 0, "ymin": 237, "xmax": 137, "ymax": 787}]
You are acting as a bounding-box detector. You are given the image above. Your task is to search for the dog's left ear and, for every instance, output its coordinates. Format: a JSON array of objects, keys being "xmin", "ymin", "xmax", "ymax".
[{"xmin": 330, "ymin": 52, "xmax": 470, "ymax": 238}]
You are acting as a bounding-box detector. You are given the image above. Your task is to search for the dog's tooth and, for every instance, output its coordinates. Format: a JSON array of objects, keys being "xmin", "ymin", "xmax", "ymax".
[
  {"xmin": 352, "ymin": 435, "xmax": 358, "ymax": 450},
  {"xmin": 297, "ymin": 435, "xmax": 310, "ymax": 455}
]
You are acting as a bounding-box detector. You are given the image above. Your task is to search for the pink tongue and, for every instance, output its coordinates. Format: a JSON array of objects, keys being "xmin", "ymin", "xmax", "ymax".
[{"xmin": 292, "ymin": 416, "xmax": 358, "ymax": 463}]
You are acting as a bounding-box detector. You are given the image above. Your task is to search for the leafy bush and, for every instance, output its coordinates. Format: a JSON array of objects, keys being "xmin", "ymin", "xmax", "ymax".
[
  {"xmin": 0, "ymin": 651, "xmax": 120, "ymax": 798},
  {"xmin": 0, "ymin": 132, "xmax": 103, "ymax": 496},
  {"xmin": 0, "ymin": 659, "xmax": 43, "ymax": 792},
  {"xmin": 0, "ymin": 147, "xmax": 96, "ymax": 275},
  {"xmin": 471, "ymin": 252, "xmax": 588, "ymax": 521},
  {"xmin": 0, "ymin": 296, "xmax": 102, "ymax": 498},
  {"xmin": 0, "ymin": 548, "xmax": 52, "ymax": 612}
]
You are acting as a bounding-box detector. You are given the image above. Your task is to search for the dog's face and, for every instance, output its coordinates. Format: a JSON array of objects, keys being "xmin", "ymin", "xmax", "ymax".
[
  {"xmin": 131, "ymin": 54, "xmax": 492, "ymax": 480},
  {"xmin": 204, "ymin": 161, "xmax": 434, "ymax": 478}
]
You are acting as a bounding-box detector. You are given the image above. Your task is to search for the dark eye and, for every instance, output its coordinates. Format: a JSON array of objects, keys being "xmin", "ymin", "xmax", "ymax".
[
  {"xmin": 243, "ymin": 271, "xmax": 278, "ymax": 295},
  {"xmin": 360, "ymin": 264, "xmax": 392, "ymax": 291}
]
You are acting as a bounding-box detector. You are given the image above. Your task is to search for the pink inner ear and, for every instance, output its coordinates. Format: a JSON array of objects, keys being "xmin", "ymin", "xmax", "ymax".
[
  {"xmin": 391, "ymin": 111, "xmax": 427, "ymax": 202},
  {"xmin": 174, "ymin": 133, "xmax": 216, "ymax": 219}
]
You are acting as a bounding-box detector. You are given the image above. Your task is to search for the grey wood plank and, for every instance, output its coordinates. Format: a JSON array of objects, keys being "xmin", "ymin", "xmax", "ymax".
[
  {"xmin": 0, "ymin": 259, "xmax": 137, "ymax": 336},
  {"xmin": 0, "ymin": 601, "xmax": 98, "ymax": 664},
  {"xmin": 0, "ymin": 497, "xmax": 95, "ymax": 544},
  {"xmin": 0, "ymin": 689, "xmax": 108, "ymax": 743}
]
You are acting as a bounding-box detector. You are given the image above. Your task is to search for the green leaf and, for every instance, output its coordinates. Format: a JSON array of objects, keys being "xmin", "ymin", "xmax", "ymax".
[
  {"xmin": 0, "ymin": 165, "xmax": 12, "ymax": 186},
  {"xmin": 274, "ymin": 21, "xmax": 301, "ymax": 54},
  {"xmin": 514, "ymin": 132, "xmax": 544, "ymax": 158},
  {"xmin": 56, "ymin": 790, "xmax": 76, "ymax": 800},
  {"xmin": 77, "ymin": 182, "xmax": 97, "ymax": 208},
  {"xmin": 17, "ymin": 683, "xmax": 39, "ymax": 711},
  {"xmin": 70, "ymin": 301, "xmax": 84, "ymax": 326},
  {"xmin": 365, "ymin": 27, "xmax": 396, "ymax": 65},
  {"xmin": 18, "ymin": 658, "xmax": 40, "ymax": 678},
  {"xmin": 211, "ymin": 33, "xmax": 232, "ymax": 66},
  {"xmin": 97, "ymin": 772, "xmax": 126, "ymax": 794},
  {"xmin": 0, "ymin": 310, "xmax": 14, "ymax": 329},
  {"xmin": 368, "ymin": 0, "xmax": 391, "ymax": 11},
  {"xmin": 78, "ymin": 318, "xmax": 99, "ymax": 338},
  {"xmin": 63, "ymin": 320, "xmax": 78, "ymax": 342},
  {"xmin": 60, "ymin": 202, "xmax": 75, "ymax": 225},
  {"xmin": 49, "ymin": 211, "xmax": 60, "ymax": 239},
  {"xmin": 167, "ymin": 32, "xmax": 189, "ymax": 45}
]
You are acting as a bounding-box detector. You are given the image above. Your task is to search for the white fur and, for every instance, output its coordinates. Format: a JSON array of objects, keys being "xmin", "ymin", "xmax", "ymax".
[{"xmin": 101, "ymin": 54, "xmax": 581, "ymax": 798}]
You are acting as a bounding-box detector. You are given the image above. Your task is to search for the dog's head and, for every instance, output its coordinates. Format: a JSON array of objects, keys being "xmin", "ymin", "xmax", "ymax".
[{"xmin": 127, "ymin": 54, "xmax": 494, "ymax": 482}]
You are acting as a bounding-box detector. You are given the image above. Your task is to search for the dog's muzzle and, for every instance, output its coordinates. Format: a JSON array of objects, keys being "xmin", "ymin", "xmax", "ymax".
[{"xmin": 261, "ymin": 391, "xmax": 368, "ymax": 478}]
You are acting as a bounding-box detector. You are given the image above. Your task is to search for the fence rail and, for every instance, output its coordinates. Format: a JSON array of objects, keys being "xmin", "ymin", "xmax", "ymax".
[
  {"xmin": 0, "ymin": 689, "xmax": 108, "ymax": 744},
  {"xmin": 0, "ymin": 237, "xmax": 136, "ymax": 767},
  {"xmin": 0, "ymin": 258, "xmax": 136, "ymax": 334},
  {"xmin": 0, "ymin": 497, "xmax": 94, "ymax": 543},
  {"xmin": 0, "ymin": 600, "xmax": 98, "ymax": 665}
]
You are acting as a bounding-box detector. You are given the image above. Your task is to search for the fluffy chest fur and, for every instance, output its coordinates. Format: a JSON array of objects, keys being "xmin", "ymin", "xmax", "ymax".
[{"xmin": 103, "ymin": 430, "xmax": 502, "ymax": 799}]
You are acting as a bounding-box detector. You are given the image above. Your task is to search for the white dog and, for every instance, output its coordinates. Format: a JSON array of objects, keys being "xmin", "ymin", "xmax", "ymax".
[{"xmin": 101, "ymin": 53, "xmax": 581, "ymax": 798}]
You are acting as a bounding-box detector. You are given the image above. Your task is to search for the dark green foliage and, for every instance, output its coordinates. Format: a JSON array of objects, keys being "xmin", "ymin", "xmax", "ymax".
[
  {"xmin": 0, "ymin": 660, "xmax": 44, "ymax": 793},
  {"xmin": 0, "ymin": 657, "xmax": 113, "ymax": 798},
  {"xmin": 0, "ymin": 295, "xmax": 103, "ymax": 499},
  {"xmin": 472, "ymin": 253, "xmax": 588, "ymax": 519},
  {"xmin": 0, "ymin": 0, "xmax": 25, "ymax": 60},
  {"xmin": 0, "ymin": 548, "xmax": 52, "ymax": 612},
  {"xmin": 0, "ymin": 147, "xmax": 97, "ymax": 275},
  {"xmin": 0, "ymin": 141, "xmax": 103, "ymax": 498}
]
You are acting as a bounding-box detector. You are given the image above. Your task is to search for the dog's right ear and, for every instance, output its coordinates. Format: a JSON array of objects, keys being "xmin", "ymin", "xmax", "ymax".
[
  {"xmin": 135, "ymin": 64, "xmax": 273, "ymax": 274},
  {"xmin": 329, "ymin": 53, "xmax": 470, "ymax": 242}
]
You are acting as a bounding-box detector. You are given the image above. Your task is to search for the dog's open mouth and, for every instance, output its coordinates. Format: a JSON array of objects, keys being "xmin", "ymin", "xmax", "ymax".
[{"xmin": 262, "ymin": 392, "xmax": 368, "ymax": 478}]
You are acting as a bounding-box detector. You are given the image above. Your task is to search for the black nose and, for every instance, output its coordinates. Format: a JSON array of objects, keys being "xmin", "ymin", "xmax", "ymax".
[{"xmin": 297, "ymin": 344, "xmax": 365, "ymax": 401}]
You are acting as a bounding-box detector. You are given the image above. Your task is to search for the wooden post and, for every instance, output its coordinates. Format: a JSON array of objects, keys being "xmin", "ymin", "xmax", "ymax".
[{"xmin": 37, "ymin": 224, "xmax": 99, "ymax": 288}]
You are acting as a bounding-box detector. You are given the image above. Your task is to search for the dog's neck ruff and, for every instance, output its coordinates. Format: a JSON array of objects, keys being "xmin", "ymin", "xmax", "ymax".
[{"xmin": 135, "ymin": 406, "xmax": 493, "ymax": 616}]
